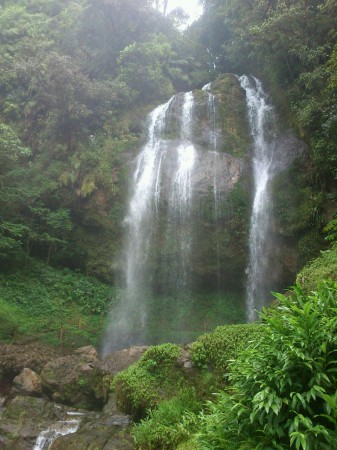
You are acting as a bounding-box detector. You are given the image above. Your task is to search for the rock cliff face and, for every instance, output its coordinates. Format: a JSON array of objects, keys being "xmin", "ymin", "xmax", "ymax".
[
  {"xmin": 75, "ymin": 73, "xmax": 308, "ymax": 300},
  {"xmin": 126, "ymin": 74, "xmax": 253, "ymax": 295}
]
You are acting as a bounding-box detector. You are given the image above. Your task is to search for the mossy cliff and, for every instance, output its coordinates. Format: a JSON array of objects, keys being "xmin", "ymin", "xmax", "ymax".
[{"xmin": 16, "ymin": 72, "xmax": 307, "ymax": 299}]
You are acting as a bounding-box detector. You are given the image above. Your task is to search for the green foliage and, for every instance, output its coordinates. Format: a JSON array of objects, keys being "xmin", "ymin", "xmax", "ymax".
[
  {"xmin": 196, "ymin": 0, "xmax": 337, "ymax": 187},
  {"xmin": 132, "ymin": 389, "xmax": 202, "ymax": 449},
  {"xmin": 297, "ymin": 243, "xmax": 337, "ymax": 292},
  {"xmin": 117, "ymin": 34, "xmax": 175, "ymax": 104},
  {"xmin": 176, "ymin": 437, "xmax": 202, "ymax": 450},
  {"xmin": 0, "ymin": 124, "xmax": 31, "ymax": 165},
  {"xmin": 0, "ymin": 0, "xmax": 205, "ymax": 280},
  {"xmin": 0, "ymin": 258, "xmax": 117, "ymax": 346},
  {"xmin": 197, "ymin": 282, "xmax": 337, "ymax": 449},
  {"xmin": 114, "ymin": 343, "xmax": 184, "ymax": 418},
  {"xmin": 323, "ymin": 216, "xmax": 337, "ymax": 243},
  {"xmin": 272, "ymin": 165, "xmax": 320, "ymax": 237},
  {"xmin": 190, "ymin": 323, "xmax": 263, "ymax": 374},
  {"xmin": 142, "ymin": 291, "xmax": 246, "ymax": 345}
]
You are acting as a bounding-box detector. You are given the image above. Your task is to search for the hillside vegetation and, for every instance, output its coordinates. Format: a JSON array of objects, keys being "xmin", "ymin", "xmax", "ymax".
[{"xmin": 0, "ymin": 0, "xmax": 209, "ymax": 281}]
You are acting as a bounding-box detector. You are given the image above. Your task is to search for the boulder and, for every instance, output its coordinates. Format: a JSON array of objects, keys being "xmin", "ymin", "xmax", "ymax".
[
  {"xmin": 100, "ymin": 346, "xmax": 148, "ymax": 376},
  {"xmin": 0, "ymin": 343, "xmax": 67, "ymax": 377},
  {"xmin": 50, "ymin": 411, "xmax": 132, "ymax": 450},
  {"xmin": 41, "ymin": 346, "xmax": 108, "ymax": 410},
  {"xmin": 0, "ymin": 396, "xmax": 70, "ymax": 449},
  {"xmin": 12, "ymin": 368, "xmax": 42, "ymax": 396}
]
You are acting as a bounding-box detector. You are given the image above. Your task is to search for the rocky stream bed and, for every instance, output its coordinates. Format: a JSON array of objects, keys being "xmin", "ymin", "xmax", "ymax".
[{"xmin": 0, "ymin": 343, "xmax": 149, "ymax": 449}]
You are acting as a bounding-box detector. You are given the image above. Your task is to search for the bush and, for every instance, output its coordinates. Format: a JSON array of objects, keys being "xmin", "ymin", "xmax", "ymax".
[
  {"xmin": 297, "ymin": 243, "xmax": 337, "ymax": 292},
  {"xmin": 132, "ymin": 389, "xmax": 202, "ymax": 449},
  {"xmin": 0, "ymin": 258, "xmax": 116, "ymax": 346},
  {"xmin": 190, "ymin": 323, "xmax": 263, "ymax": 374},
  {"xmin": 198, "ymin": 282, "xmax": 337, "ymax": 449},
  {"xmin": 114, "ymin": 343, "xmax": 184, "ymax": 419}
]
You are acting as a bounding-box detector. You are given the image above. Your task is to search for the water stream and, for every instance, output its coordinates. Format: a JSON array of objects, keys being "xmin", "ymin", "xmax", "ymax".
[
  {"xmin": 203, "ymin": 82, "xmax": 221, "ymax": 283},
  {"xmin": 34, "ymin": 418, "xmax": 81, "ymax": 450},
  {"xmin": 239, "ymin": 75, "xmax": 276, "ymax": 321},
  {"xmin": 168, "ymin": 92, "xmax": 196, "ymax": 293}
]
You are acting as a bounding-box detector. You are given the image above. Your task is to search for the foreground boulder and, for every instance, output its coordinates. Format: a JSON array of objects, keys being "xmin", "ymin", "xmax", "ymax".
[
  {"xmin": 50, "ymin": 413, "xmax": 133, "ymax": 450},
  {"xmin": 12, "ymin": 368, "xmax": 42, "ymax": 396},
  {"xmin": 99, "ymin": 346, "xmax": 148, "ymax": 376},
  {"xmin": 41, "ymin": 346, "xmax": 108, "ymax": 410},
  {"xmin": 0, "ymin": 396, "xmax": 71, "ymax": 449}
]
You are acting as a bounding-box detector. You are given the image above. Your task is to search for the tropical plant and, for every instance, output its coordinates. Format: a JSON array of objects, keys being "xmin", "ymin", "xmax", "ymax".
[{"xmin": 198, "ymin": 282, "xmax": 337, "ymax": 449}]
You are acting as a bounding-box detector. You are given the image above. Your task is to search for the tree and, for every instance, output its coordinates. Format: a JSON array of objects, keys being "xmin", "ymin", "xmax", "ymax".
[
  {"xmin": 15, "ymin": 51, "xmax": 116, "ymax": 152},
  {"xmin": 117, "ymin": 34, "xmax": 175, "ymax": 103}
]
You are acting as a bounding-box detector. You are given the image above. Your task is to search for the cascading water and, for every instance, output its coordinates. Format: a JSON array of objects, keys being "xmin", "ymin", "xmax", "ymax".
[
  {"xmin": 102, "ymin": 98, "xmax": 174, "ymax": 353},
  {"xmin": 102, "ymin": 75, "xmax": 288, "ymax": 354},
  {"xmin": 203, "ymin": 83, "xmax": 218, "ymax": 151},
  {"xmin": 168, "ymin": 92, "xmax": 196, "ymax": 292},
  {"xmin": 34, "ymin": 419, "xmax": 81, "ymax": 450},
  {"xmin": 102, "ymin": 92, "xmax": 199, "ymax": 354},
  {"xmin": 239, "ymin": 75, "xmax": 276, "ymax": 321},
  {"xmin": 203, "ymin": 83, "xmax": 221, "ymax": 283},
  {"xmin": 102, "ymin": 83, "xmax": 237, "ymax": 354}
]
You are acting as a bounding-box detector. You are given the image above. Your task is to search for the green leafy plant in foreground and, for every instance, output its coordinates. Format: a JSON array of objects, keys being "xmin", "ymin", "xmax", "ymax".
[{"xmin": 198, "ymin": 282, "xmax": 337, "ymax": 449}]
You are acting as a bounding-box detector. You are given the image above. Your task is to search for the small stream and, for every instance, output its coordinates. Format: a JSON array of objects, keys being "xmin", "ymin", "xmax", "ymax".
[{"xmin": 33, "ymin": 413, "xmax": 84, "ymax": 450}]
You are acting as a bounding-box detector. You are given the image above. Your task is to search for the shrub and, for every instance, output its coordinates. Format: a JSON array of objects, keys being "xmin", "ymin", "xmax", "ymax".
[
  {"xmin": 297, "ymin": 243, "xmax": 337, "ymax": 292},
  {"xmin": 114, "ymin": 343, "xmax": 184, "ymax": 419},
  {"xmin": 132, "ymin": 388, "xmax": 202, "ymax": 449},
  {"xmin": 190, "ymin": 323, "xmax": 263, "ymax": 374},
  {"xmin": 0, "ymin": 258, "xmax": 116, "ymax": 346},
  {"xmin": 198, "ymin": 282, "xmax": 337, "ymax": 449}
]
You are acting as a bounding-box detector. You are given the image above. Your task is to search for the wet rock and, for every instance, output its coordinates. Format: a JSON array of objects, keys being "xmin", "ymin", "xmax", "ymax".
[
  {"xmin": 271, "ymin": 130, "xmax": 307, "ymax": 174},
  {"xmin": 0, "ymin": 396, "xmax": 72, "ymax": 449},
  {"xmin": 50, "ymin": 411, "xmax": 133, "ymax": 450},
  {"xmin": 41, "ymin": 346, "xmax": 108, "ymax": 410},
  {"xmin": 75, "ymin": 346, "xmax": 98, "ymax": 359},
  {"xmin": 177, "ymin": 348, "xmax": 193, "ymax": 372},
  {"xmin": 0, "ymin": 344, "xmax": 67, "ymax": 378},
  {"xmin": 12, "ymin": 368, "xmax": 42, "ymax": 396},
  {"xmin": 158, "ymin": 142, "xmax": 246, "ymax": 199},
  {"xmin": 100, "ymin": 346, "xmax": 148, "ymax": 376}
]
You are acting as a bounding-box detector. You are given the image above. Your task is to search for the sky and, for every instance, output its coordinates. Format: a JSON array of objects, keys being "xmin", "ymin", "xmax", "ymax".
[{"xmin": 167, "ymin": 0, "xmax": 203, "ymax": 24}]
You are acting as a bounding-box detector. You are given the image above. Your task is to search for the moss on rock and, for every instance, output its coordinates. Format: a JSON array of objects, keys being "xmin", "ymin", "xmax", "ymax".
[
  {"xmin": 297, "ymin": 243, "xmax": 337, "ymax": 292},
  {"xmin": 210, "ymin": 74, "xmax": 250, "ymax": 156},
  {"xmin": 114, "ymin": 343, "xmax": 186, "ymax": 419}
]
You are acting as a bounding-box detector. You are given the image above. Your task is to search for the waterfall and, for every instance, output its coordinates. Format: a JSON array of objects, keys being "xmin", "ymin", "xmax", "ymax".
[
  {"xmin": 202, "ymin": 83, "xmax": 221, "ymax": 286},
  {"xmin": 203, "ymin": 83, "xmax": 218, "ymax": 151},
  {"xmin": 239, "ymin": 75, "xmax": 276, "ymax": 321},
  {"xmin": 168, "ymin": 92, "xmax": 196, "ymax": 292},
  {"xmin": 102, "ymin": 76, "xmax": 280, "ymax": 353},
  {"xmin": 124, "ymin": 97, "xmax": 174, "ymax": 335},
  {"xmin": 102, "ymin": 92, "xmax": 200, "ymax": 354}
]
